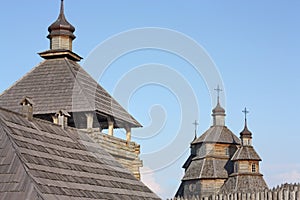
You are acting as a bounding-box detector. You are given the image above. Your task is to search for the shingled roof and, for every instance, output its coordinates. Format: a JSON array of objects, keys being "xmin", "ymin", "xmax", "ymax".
[
  {"xmin": 0, "ymin": 58, "xmax": 141, "ymax": 127},
  {"xmin": 0, "ymin": 107, "xmax": 159, "ymax": 199},
  {"xmin": 220, "ymin": 174, "xmax": 268, "ymax": 194},
  {"xmin": 231, "ymin": 146, "xmax": 261, "ymax": 161},
  {"xmin": 182, "ymin": 158, "xmax": 229, "ymax": 180},
  {"xmin": 192, "ymin": 126, "xmax": 240, "ymax": 145}
]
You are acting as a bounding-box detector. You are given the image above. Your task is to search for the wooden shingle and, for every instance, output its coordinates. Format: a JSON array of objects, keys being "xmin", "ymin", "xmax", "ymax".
[
  {"xmin": 0, "ymin": 107, "xmax": 159, "ymax": 199},
  {"xmin": 0, "ymin": 58, "xmax": 141, "ymax": 127}
]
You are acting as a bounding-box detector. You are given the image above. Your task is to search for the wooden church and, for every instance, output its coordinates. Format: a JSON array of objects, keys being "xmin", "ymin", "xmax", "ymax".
[{"xmin": 175, "ymin": 91, "xmax": 268, "ymax": 199}]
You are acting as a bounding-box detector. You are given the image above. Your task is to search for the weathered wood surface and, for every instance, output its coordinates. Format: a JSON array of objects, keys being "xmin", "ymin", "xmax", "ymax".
[{"xmin": 0, "ymin": 108, "xmax": 159, "ymax": 199}]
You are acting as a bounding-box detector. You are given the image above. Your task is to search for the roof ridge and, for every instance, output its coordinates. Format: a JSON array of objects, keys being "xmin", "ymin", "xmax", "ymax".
[
  {"xmin": 64, "ymin": 58, "xmax": 95, "ymax": 111},
  {"xmin": 0, "ymin": 57, "xmax": 141, "ymax": 127},
  {"xmin": 65, "ymin": 58, "xmax": 141, "ymax": 126},
  {"xmin": 200, "ymin": 158, "xmax": 206, "ymax": 178}
]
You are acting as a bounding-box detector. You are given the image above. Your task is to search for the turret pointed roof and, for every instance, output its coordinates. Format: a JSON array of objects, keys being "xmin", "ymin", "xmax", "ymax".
[
  {"xmin": 0, "ymin": 58, "xmax": 141, "ymax": 127},
  {"xmin": 0, "ymin": 1, "xmax": 141, "ymax": 128},
  {"xmin": 240, "ymin": 107, "xmax": 252, "ymax": 139},
  {"xmin": 231, "ymin": 146, "xmax": 261, "ymax": 161},
  {"xmin": 192, "ymin": 126, "xmax": 240, "ymax": 145},
  {"xmin": 192, "ymin": 88, "xmax": 239, "ymax": 144},
  {"xmin": 232, "ymin": 109, "xmax": 261, "ymax": 161}
]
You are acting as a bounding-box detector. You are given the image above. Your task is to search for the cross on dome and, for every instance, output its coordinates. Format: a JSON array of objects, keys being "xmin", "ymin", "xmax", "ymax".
[
  {"xmin": 214, "ymin": 85, "xmax": 223, "ymax": 102},
  {"xmin": 192, "ymin": 120, "xmax": 199, "ymax": 139},
  {"xmin": 242, "ymin": 107, "xmax": 249, "ymax": 122}
]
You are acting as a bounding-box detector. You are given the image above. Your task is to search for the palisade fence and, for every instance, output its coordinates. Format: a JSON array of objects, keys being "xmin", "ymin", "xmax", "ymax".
[{"xmin": 169, "ymin": 183, "xmax": 300, "ymax": 200}]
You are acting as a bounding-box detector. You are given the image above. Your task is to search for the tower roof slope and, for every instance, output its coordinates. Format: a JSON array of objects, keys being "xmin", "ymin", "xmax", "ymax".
[
  {"xmin": 0, "ymin": 107, "xmax": 158, "ymax": 199},
  {"xmin": 0, "ymin": 58, "xmax": 141, "ymax": 127},
  {"xmin": 220, "ymin": 174, "xmax": 268, "ymax": 194},
  {"xmin": 182, "ymin": 158, "xmax": 229, "ymax": 180},
  {"xmin": 231, "ymin": 145, "xmax": 261, "ymax": 161},
  {"xmin": 192, "ymin": 126, "xmax": 240, "ymax": 145}
]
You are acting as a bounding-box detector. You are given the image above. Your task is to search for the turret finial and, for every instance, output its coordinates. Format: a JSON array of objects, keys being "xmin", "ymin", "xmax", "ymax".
[
  {"xmin": 214, "ymin": 85, "xmax": 222, "ymax": 104},
  {"xmin": 60, "ymin": 0, "xmax": 64, "ymax": 16},
  {"xmin": 242, "ymin": 107, "xmax": 249, "ymax": 125},
  {"xmin": 192, "ymin": 120, "xmax": 199, "ymax": 140}
]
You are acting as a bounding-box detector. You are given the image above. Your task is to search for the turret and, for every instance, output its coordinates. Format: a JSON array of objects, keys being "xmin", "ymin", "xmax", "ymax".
[
  {"xmin": 212, "ymin": 86, "xmax": 226, "ymax": 126},
  {"xmin": 240, "ymin": 107, "xmax": 252, "ymax": 146},
  {"xmin": 39, "ymin": 0, "xmax": 82, "ymax": 61},
  {"xmin": 48, "ymin": 0, "xmax": 75, "ymax": 51}
]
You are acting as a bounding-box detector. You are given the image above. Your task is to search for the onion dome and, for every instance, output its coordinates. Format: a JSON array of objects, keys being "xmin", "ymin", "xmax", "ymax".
[
  {"xmin": 212, "ymin": 98, "xmax": 226, "ymax": 126},
  {"xmin": 47, "ymin": 0, "xmax": 75, "ymax": 40},
  {"xmin": 240, "ymin": 108, "xmax": 253, "ymax": 146},
  {"xmin": 39, "ymin": 0, "xmax": 82, "ymax": 61},
  {"xmin": 240, "ymin": 121, "xmax": 252, "ymax": 139},
  {"xmin": 212, "ymin": 100, "xmax": 225, "ymax": 115}
]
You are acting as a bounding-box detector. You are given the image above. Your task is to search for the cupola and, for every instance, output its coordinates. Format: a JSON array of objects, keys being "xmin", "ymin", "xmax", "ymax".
[
  {"xmin": 212, "ymin": 86, "xmax": 226, "ymax": 126},
  {"xmin": 48, "ymin": 0, "xmax": 75, "ymax": 51},
  {"xmin": 39, "ymin": 0, "xmax": 82, "ymax": 61},
  {"xmin": 240, "ymin": 107, "xmax": 253, "ymax": 146}
]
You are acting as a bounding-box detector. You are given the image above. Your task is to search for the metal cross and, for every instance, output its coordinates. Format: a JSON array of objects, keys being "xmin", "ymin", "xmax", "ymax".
[
  {"xmin": 192, "ymin": 120, "xmax": 199, "ymax": 136},
  {"xmin": 242, "ymin": 107, "xmax": 249, "ymax": 121},
  {"xmin": 214, "ymin": 85, "xmax": 223, "ymax": 100}
]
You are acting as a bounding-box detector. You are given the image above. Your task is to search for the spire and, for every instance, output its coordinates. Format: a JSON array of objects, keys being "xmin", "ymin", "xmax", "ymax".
[
  {"xmin": 212, "ymin": 85, "xmax": 226, "ymax": 126},
  {"xmin": 240, "ymin": 107, "xmax": 252, "ymax": 146},
  {"xmin": 47, "ymin": 0, "xmax": 76, "ymax": 51},
  {"xmin": 60, "ymin": 0, "xmax": 65, "ymax": 16},
  {"xmin": 39, "ymin": 0, "xmax": 82, "ymax": 61}
]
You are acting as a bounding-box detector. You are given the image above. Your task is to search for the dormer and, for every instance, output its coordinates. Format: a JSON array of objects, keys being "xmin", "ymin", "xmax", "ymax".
[{"xmin": 19, "ymin": 97, "xmax": 34, "ymax": 121}]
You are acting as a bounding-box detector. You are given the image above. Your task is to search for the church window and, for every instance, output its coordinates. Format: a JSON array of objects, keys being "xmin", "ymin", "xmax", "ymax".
[{"xmin": 251, "ymin": 163, "xmax": 256, "ymax": 172}]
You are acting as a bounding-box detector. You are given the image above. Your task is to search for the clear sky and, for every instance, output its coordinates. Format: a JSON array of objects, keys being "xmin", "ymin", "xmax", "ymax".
[{"xmin": 1, "ymin": 1, "xmax": 300, "ymax": 199}]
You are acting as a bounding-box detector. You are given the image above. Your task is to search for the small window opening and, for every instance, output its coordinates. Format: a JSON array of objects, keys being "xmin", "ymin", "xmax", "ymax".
[{"xmin": 251, "ymin": 163, "xmax": 256, "ymax": 172}]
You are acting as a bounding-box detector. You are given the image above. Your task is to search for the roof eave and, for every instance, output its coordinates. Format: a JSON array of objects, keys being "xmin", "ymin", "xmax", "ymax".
[{"xmin": 39, "ymin": 50, "xmax": 82, "ymax": 61}]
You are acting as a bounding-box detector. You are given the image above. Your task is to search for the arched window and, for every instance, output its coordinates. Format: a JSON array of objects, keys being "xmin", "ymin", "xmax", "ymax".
[{"xmin": 251, "ymin": 163, "xmax": 256, "ymax": 172}]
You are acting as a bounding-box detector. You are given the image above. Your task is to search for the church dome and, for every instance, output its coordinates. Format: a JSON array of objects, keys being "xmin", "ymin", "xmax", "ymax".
[
  {"xmin": 240, "ymin": 122, "xmax": 252, "ymax": 138},
  {"xmin": 212, "ymin": 101, "xmax": 225, "ymax": 115}
]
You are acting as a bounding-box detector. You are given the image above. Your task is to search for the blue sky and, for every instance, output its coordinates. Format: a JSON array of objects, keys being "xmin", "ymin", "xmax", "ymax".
[{"xmin": 1, "ymin": 1, "xmax": 300, "ymax": 199}]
